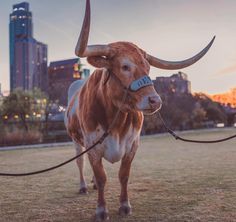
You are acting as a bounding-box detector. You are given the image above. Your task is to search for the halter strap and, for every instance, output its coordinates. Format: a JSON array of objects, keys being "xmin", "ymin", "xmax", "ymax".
[
  {"xmin": 107, "ymin": 70, "xmax": 153, "ymax": 92},
  {"xmin": 129, "ymin": 75, "xmax": 153, "ymax": 92}
]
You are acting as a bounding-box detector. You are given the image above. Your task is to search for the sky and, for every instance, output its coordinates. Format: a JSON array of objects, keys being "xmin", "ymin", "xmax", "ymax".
[{"xmin": 1, "ymin": 0, "xmax": 236, "ymax": 94}]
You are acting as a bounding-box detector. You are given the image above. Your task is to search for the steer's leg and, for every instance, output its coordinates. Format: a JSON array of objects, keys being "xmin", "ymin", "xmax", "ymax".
[
  {"xmin": 88, "ymin": 155, "xmax": 108, "ymax": 221},
  {"xmin": 118, "ymin": 141, "xmax": 138, "ymax": 216},
  {"xmin": 92, "ymin": 175, "xmax": 98, "ymax": 190},
  {"xmin": 74, "ymin": 142, "xmax": 88, "ymax": 194}
]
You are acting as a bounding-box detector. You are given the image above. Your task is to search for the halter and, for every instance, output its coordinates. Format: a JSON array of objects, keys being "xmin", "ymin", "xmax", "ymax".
[
  {"xmin": 129, "ymin": 75, "xmax": 153, "ymax": 92},
  {"xmin": 106, "ymin": 70, "xmax": 153, "ymax": 92}
]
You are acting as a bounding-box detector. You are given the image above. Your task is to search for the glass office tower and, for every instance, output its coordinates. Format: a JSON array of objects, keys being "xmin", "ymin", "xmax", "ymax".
[{"xmin": 9, "ymin": 2, "xmax": 48, "ymax": 93}]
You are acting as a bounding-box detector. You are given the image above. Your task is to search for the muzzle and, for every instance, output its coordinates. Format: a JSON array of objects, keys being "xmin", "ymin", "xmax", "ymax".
[{"xmin": 106, "ymin": 71, "xmax": 160, "ymax": 113}]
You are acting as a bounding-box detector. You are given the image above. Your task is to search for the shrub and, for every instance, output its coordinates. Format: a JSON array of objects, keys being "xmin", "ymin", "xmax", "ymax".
[{"xmin": 0, "ymin": 129, "xmax": 42, "ymax": 146}]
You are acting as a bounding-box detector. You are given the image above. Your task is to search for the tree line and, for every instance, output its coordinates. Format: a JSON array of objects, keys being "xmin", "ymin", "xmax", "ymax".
[
  {"xmin": 143, "ymin": 91, "xmax": 229, "ymax": 135},
  {"xmin": 0, "ymin": 88, "xmax": 233, "ymax": 145}
]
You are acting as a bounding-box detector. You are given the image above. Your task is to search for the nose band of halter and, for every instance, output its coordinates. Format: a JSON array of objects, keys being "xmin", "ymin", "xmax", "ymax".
[{"xmin": 129, "ymin": 75, "xmax": 153, "ymax": 92}]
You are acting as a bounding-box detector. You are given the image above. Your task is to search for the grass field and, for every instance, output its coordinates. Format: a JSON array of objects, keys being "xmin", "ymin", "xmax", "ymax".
[{"xmin": 0, "ymin": 128, "xmax": 236, "ymax": 222}]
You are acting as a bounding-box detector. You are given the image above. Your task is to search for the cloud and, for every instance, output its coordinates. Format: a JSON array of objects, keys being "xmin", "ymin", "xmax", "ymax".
[
  {"xmin": 215, "ymin": 64, "xmax": 236, "ymax": 76},
  {"xmin": 34, "ymin": 17, "xmax": 74, "ymax": 42}
]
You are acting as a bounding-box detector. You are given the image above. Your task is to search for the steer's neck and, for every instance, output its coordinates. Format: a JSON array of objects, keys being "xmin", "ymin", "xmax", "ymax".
[
  {"xmin": 80, "ymin": 68, "xmax": 143, "ymax": 137},
  {"xmin": 98, "ymin": 69, "xmax": 143, "ymax": 136}
]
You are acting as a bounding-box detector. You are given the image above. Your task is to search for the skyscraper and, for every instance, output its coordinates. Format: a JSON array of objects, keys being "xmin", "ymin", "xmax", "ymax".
[{"xmin": 9, "ymin": 2, "xmax": 48, "ymax": 93}]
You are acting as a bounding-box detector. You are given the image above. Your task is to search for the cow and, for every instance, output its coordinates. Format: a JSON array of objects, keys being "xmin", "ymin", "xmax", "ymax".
[{"xmin": 64, "ymin": 0, "xmax": 215, "ymax": 221}]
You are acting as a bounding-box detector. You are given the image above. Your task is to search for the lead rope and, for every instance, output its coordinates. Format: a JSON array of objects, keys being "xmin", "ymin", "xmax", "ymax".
[
  {"xmin": 158, "ymin": 112, "xmax": 236, "ymax": 143},
  {"xmin": 0, "ymin": 89, "xmax": 128, "ymax": 177}
]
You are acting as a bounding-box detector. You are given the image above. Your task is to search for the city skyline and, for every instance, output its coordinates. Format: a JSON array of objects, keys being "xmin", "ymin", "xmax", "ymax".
[{"xmin": 1, "ymin": 0, "xmax": 236, "ymax": 94}]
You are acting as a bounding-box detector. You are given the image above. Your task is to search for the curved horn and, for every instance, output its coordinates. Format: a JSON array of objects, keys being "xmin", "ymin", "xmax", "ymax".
[
  {"xmin": 75, "ymin": 0, "xmax": 110, "ymax": 57},
  {"xmin": 147, "ymin": 36, "xmax": 215, "ymax": 70}
]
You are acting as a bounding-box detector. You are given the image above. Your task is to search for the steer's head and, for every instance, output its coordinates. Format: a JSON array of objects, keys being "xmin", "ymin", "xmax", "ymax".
[
  {"xmin": 75, "ymin": 0, "xmax": 215, "ymax": 115},
  {"xmin": 95, "ymin": 41, "xmax": 163, "ymax": 115}
]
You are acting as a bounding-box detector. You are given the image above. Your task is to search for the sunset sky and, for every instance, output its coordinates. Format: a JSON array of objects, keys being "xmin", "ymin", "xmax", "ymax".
[{"xmin": 0, "ymin": 0, "xmax": 236, "ymax": 94}]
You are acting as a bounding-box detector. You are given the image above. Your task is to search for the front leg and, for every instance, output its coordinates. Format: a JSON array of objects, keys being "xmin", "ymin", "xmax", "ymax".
[
  {"xmin": 88, "ymin": 154, "xmax": 109, "ymax": 221},
  {"xmin": 118, "ymin": 140, "xmax": 138, "ymax": 216}
]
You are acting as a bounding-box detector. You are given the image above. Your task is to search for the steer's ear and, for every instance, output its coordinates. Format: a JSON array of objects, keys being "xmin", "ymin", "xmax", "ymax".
[{"xmin": 87, "ymin": 56, "xmax": 110, "ymax": 68}]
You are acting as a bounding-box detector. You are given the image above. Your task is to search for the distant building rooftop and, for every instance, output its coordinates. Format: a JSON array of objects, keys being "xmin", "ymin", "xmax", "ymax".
[
  {"xmin": 13, "ymin": 2, "xmax": 29, "ymax": 11},
  {"xmin": 153, "ymin": 71, "xmax": 191, "ymax": 94},
  {"xmin": 49, "ymin": 58, "xmax": 79, "ymax": 68}
]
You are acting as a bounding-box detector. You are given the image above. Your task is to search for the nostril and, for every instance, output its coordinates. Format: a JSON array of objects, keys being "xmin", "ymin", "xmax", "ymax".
[
  {"xmin": 148, "ymin": 96, "xmax": 162, "ymax": 108},
  {"xmin": 148, "ymin": 97, "xmax": 157, "ymax": 105}
]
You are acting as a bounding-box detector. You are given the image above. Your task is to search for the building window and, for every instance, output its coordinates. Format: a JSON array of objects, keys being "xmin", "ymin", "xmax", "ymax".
[
  {"xmin": 11, "ymin": 15, "xmax": 17, "ymax": 20},
  {"xmin": 73, "ymin": 72, "xmax": 80, "ymax": 79},
  {"xmin": 74, "ymin": 63, "xmax": 79, "ymax": 71}
]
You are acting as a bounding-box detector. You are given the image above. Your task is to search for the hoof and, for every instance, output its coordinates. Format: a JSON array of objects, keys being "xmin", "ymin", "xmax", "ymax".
[
  {"xmin": 79, "ymin": 187, "xmax": 88, "ymax": 194},
  {"xmin": 95, "ymin": 207, "xmax": 109, "ymax": 222},
  {"xmin": 95, "ymin": 211, "xmax": 109, "ymax": 222},
  {"xmin": 119, "ymin": 205, "xmax": 132, "ymax": 216}
]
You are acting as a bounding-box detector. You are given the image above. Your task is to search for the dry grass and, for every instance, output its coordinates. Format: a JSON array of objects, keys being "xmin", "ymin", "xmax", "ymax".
[{"xmin": 0, "ymin": 128, "xmax": 236, "ymax": 222}]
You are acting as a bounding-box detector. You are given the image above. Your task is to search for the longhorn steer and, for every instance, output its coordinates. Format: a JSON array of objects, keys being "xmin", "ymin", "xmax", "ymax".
[{"xmin": 65, "ymin": 0, "xmax": 215, "ymax": 221}]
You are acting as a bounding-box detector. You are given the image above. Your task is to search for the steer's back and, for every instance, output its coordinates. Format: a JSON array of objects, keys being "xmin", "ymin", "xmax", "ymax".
[
  {"xmin": 64, "ymin": 79, "xmax": 86, "ymax": 145},
  {"xmin": 68, "ymin": 79, "xmax": 85, "ymax": 103}
]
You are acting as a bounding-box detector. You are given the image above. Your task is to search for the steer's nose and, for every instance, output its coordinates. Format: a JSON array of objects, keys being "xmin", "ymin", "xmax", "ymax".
[{"xmin": 148, "ymin": 95, "xmax": 162, "ymax": 110}]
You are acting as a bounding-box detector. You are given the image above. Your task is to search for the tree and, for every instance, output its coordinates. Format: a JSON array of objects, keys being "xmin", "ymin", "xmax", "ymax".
[
  {"xmin": 191, "ymin": 103, "xmax": 207, "ymax": 128},
  {"xmin": 1, "ymin": 88, "xmax": 48, "ymax": 131},
  {"xmin": 194, "ymin": 93, "xmax": 227, "ymax": 123},
  {"xmin": 142, "ymin": 91, "xmax": 228, "ymax": 135}
]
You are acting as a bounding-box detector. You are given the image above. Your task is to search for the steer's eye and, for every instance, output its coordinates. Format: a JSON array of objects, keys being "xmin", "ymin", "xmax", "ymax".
[{"xmin": 122, "ymin": 65, "xmax": 130, "ymax": 71}]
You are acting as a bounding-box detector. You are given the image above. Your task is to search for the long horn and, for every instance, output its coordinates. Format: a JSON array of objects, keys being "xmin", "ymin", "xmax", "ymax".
[
  {"xmin": 75, "ymin": 0, "xmax": 110, "ymax": 57},
  {"xmin": 147, "ymin": 36, "xmax": 215, "ymax": 70}
]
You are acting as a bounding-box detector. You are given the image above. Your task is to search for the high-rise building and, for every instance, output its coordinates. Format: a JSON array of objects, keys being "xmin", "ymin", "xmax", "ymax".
[
  {"xmin": 9, "ymin": 2, "xmax": 48, "ymax": 93},
  {"xmin": 153, "ymin": 71, "xmax": 191, "ymax": 95},
  {"xmin": 34, "ymin": 41, "xmax": 48, "ymax": 92},
  {"xmin": 48, "ymin": 58, "xmax": 89, "ymax": 106}
]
